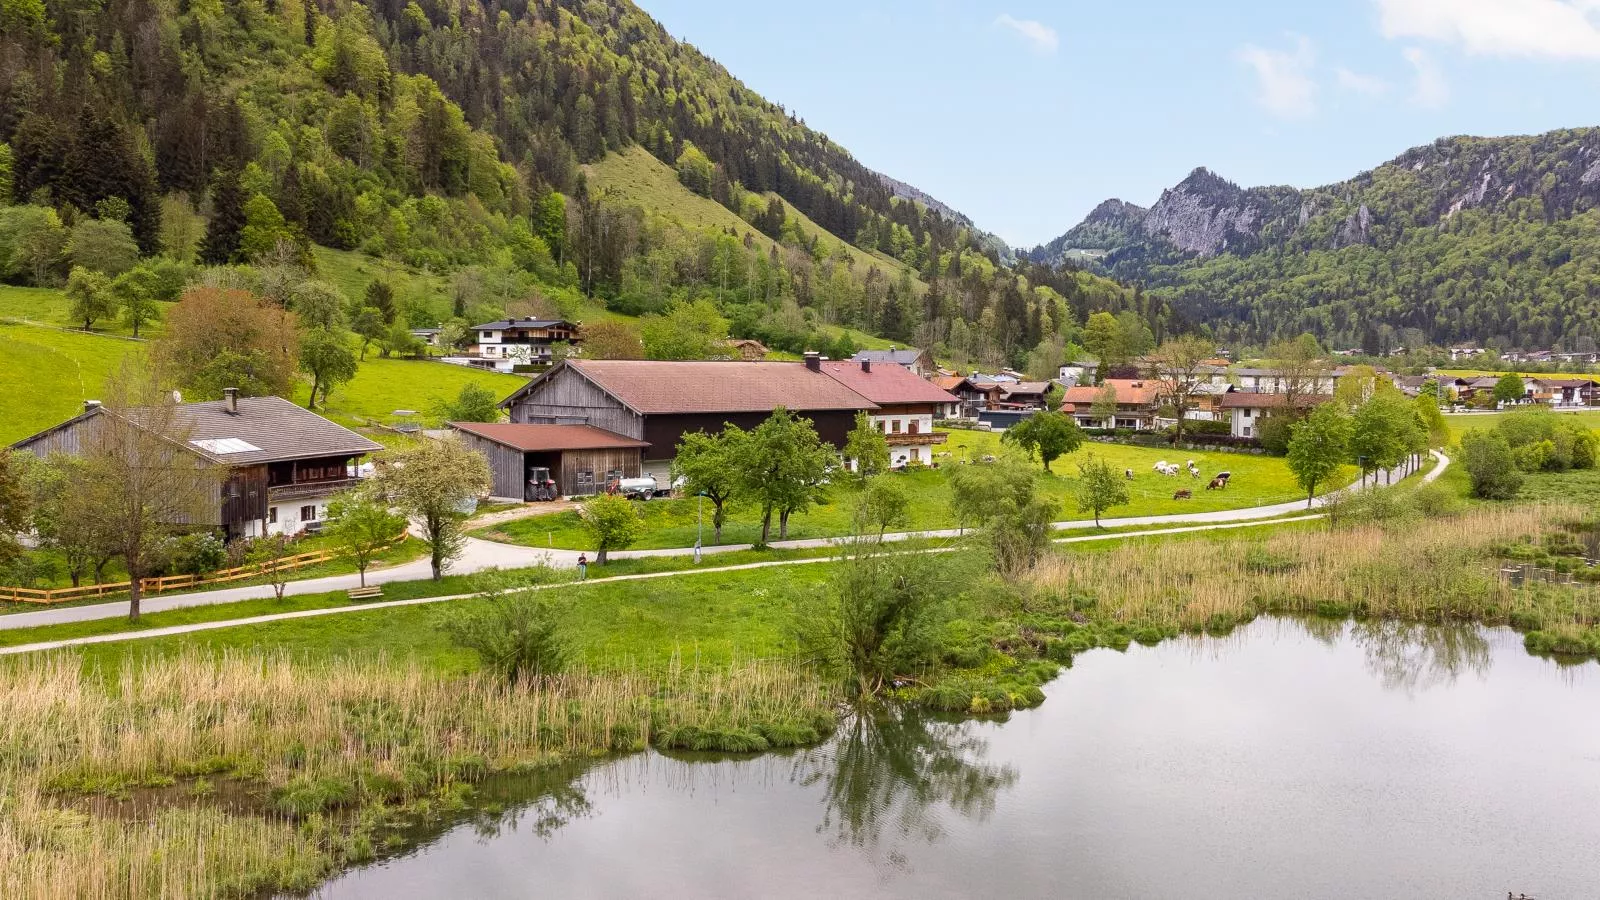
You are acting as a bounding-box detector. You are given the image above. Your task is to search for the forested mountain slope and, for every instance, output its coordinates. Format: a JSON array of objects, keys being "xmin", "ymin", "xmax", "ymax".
[
  {"xmin": 0, "ymin": 0, "xmax": 1143, "ymax": 371},
  {"xmin": 1030, "ymin": 130, "xmax": 1600, "ymax": 351}
]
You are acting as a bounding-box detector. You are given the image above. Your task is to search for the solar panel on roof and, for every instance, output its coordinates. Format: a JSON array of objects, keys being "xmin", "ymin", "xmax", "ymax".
[{"xmin": 190, "ymin": 438, "xmax": 262, "ymax": 454}]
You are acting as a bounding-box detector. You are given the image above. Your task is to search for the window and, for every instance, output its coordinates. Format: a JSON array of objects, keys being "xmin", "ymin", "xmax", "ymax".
[
  {"xmin": 268, "ymin": 508, "xmax": 278, "ymax": 524},
  {"xmin": 891, "ymin": 419, "xmax": 902, "ymax": 434},
  {"xmin": 301, "ymin": 505, "xmax": 317, "ymax": 522}
]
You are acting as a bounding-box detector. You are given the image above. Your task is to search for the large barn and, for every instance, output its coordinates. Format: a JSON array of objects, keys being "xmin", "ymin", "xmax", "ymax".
[{"xmin": 497, "ymin": 356, "xmax": 878, "ymax": 480}]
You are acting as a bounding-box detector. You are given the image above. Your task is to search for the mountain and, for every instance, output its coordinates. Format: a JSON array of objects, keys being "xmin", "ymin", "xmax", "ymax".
[
  {"xmin": 0, "ymin": 0, "xmax": 1142, "ymax": 369},
  {"xmin": 1031, "ymin": 130, "xmax": 1600, "ymax": 350}
]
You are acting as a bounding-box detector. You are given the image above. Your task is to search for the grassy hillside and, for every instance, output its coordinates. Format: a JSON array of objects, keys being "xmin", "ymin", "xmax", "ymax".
[
  {"xmin": 294, "ymin": 358, "xmax": 527, "ymax": 429},
  {"xmin": 587, "ymin": 147, "xmax": 924, "ymax": 289},
  {"xmin": 0, "ymin": 285, "xmax": 164, "ymax": 338},
  {"xmin": 0, "ymin": 323, "xmax": 144, "ymax": 443}
]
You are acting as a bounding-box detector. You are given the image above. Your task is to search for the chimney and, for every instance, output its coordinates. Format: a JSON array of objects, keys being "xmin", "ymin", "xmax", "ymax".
[
  {"xmin": 804, "ymin": 351, "xmax": 821, "ymax": 372},
  {"xmin": 223, "ymin": 387, "xmax": 239, "ymax": 415},
  {"xmin": 83, "ymin": 399, "xmax": 102, "ymax": 413},
  {"xmin": 860, "ymin": 358, "xmax": 871, "ymax": 373}
]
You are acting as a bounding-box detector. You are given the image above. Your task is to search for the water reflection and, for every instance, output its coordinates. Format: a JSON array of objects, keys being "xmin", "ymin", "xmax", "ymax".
[
  {"xmin": 793, "ymin": 709, "xmax": 1019, "ymax": 859},
  {"xmin": 1348, "ymin": 619, "xmax": 1491, "ymax": 694}
]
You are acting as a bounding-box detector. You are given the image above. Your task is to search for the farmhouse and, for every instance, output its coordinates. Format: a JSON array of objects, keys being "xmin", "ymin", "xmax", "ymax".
[
  {"xmin": 449, "ymin": 422, "xmax": 647, "ymax": 501},
  {"xmin": 1528, "ymin": 377, "xmax": 1600, "ymax": 408},
  {"xmin": 818, "ymin": 360, "xmax": 960, "ymax": 467},
  {"xmin": 852, "ymin": 346, "xmax": 937, "ymax": 378},
  {"xmin": 1059, "ymin": 379, "xmax": 1165, "ymax": 431},
  {"xmin": 11, "ymin": 391, "xmax": 382, "ymax": 539},
  {"xmin": 498, "ymin": 355, "xmax": 877, "ymax": 480},
  {"xmin": 469, "ymin": 317, "xmax": 582, "ymax": 372},
  {"xmin": 1219, "ymin": 392, "xmax": 1330, "ymax": 439}
]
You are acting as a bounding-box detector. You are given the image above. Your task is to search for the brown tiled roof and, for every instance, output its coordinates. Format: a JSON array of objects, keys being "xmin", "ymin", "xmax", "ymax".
[
  {"xmin": 450, "ymin": 422, "xmax": 647, "ymax": 451},
  {"xmin": 930, "ymin": 375, "xmax": 966, "ymax": 392},
  {"xmin": 553, "ymin": 360, "xmax": 878, "ymax": 415},
  {"xmin": 818, "ymin": 361, "xmax": 959, "ymax": 406},
  {"xmin": 1217, "ymin": 392, "xmax": 1331, "ymax": 410},
  {"xmin": 1059, "ymin": 379, "xmax": 1165, "ymax": 407}
]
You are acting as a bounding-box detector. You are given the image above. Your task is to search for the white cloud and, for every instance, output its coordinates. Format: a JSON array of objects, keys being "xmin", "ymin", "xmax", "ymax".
[
  {"xmin": 993, "ymin": 14, "xmax": 1059, "ymax": 54},
  {"xmin": 1237, "ymin": 35, "xmax": 1318, "ymax": 119},
  {"xmin": 1403, "ymin": 46, "xmax": 1450, "ymax": 106},
  {"xmin": 1375, "ymin": 0, "xmax": 1600, "ymax": 59},
  {"xmin": 1335, "ymin": 66, "xmax": 1390, "ymax": 95}
]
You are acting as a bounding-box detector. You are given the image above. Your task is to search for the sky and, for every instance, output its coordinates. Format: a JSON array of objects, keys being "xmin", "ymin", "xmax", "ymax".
[{"xmin": 637, "ymin": 0, "xmax": 1600, "ymax": 248}]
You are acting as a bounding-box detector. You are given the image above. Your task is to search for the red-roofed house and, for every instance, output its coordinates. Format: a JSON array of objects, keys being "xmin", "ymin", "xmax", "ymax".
[
  {"xmin": 820, "ymin": 360, "xmax": 960, "ymax": 466},
  {"xmin": 499, "ymin": 355, "xmax": 878, "ymax": 480},
  {"xmin": 1058, "ymin": 379, "xmax": 1166, "ymax": 431}
]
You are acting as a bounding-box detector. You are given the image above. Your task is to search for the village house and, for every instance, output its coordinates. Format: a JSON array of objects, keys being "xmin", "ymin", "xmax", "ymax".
[
  {"xmin": 497, "ymin": 355, "xmax": 877, "ymax": 481},
  {"xmin": 1448, "ymin": 345, "xmax": 1485, "ymax": 361},
  {"xmin": 1057, "ymin": 360, "xmax": 1098, "ymax": 387},
  {"xmin": 1219, "ymin": 393, "xmax": 1330, "ymax": 439},
  {"xmin": 852, "ymin": 347, "xmax": 938, "ymax": 378},
  {"xmin": 449, "ymin": 422, "xmax": 648, "ymax": 501},
  {"xmin": 1058, "ymin": 379, "xmax": 1165, "ymax": 431},
  {"xmin": 947, "ymin": 375, "xmax": 1005, "ymax": 416},
  {"xmin": 1227, "ymin": 367, "xmax": 1338, "ymax": 394},
  {"xmin": 1527, "ymin": 377, "xmax": 1600, "ymax": 408},
  {"xmin": 997, "ymin": 381, "xmax": 1051, "ymax": 410},
  {"xmin": 11, "ymin": 391, "xmax": 382, "ymax": 539},
  {"xmin": 819, "ymin": 360, "xmax": 960, "ymax": 468},
  {"xmin": 466, "ymin": 318, "xmax": 582, "ymax": 372}
]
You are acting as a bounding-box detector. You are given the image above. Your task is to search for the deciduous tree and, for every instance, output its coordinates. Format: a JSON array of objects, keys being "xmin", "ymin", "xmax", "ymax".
[
  {"xmin": 739, "ymin": 407, "xmax": 833, "ymax": 544},
  {"xmin": 65, "ymin": 266, "xmax": 118, "ymax": 331},
  {"xmin": 371, "ymin": 438, "xmax": 491, "ymax": 580},
  {"xmin": 156, "ymin": 287, "xmax": 300, "ymax": 399},
  {"xmin": 1287, "ymin": 402, "xmax": 1351, "ymax": 507},
  {"xmin": 843, "ymin": 411, "xmax": 890, "ymax": 482},
  {"xmin": 324, "ymin": 490, "xmax": 405, "ymax": 587},
  {"xmin": 579, "ymin": 493, "xmax": 641, "ymax": 564},
  {"xmin": 299, "ymin": 329, "xmax": 358, "ymax": 409},
  {"xmin": 1075, "ymin": 453, "xmax": 1129, "ymax": 527},
  {"xmin": 671, "ymin": 426, "xmax": 747, "ymax": 544},
  {"xmin": 1002, "ymin": 411, "xmax": 1083, "ymax": 472}
]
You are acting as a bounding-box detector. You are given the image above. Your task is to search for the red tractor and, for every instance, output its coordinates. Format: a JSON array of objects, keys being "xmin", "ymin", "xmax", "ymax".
[{"xmin": 526, "ymin": 467, "xmax": 559, "ymax": 502}]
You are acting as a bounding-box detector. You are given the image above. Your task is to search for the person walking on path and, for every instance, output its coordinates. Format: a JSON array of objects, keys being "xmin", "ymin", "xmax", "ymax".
[{"xmin": 577, "ymin": 554, "xmax": 588, "ymax": 580}]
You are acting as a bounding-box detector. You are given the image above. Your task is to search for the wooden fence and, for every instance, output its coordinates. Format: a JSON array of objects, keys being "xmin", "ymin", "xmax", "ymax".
[{"xmin": 0, "ymin": 536, "xmax": 407, "ymax": 606}]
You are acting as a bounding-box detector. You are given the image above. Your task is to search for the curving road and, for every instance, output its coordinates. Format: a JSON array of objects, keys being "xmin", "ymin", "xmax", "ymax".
[{"xmin": 0, "ymin": 451, "xmax": 1447, "ymax": 632}]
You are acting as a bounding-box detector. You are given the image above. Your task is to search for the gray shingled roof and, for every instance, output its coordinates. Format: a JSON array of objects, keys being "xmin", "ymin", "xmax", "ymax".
[{"xmin": 131, "ymin": 396, "xmax": 382, "ymax": 465}]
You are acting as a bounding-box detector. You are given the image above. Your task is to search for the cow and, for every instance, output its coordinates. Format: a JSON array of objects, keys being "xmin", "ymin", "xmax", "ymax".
[
  {"xmin": 1173, "ymin": 489, "xmax": 1192, "ymax": 500},
  {"xmin": 1124, "ymin": 469, "xmax": 1134, "ymax": 480},
  {"xmin": 1207, "ymin": 476, "xmax": 1227, "ymax": 490}
]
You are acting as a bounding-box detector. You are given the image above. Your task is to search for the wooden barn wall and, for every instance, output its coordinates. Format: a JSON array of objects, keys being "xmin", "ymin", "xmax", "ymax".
[
  {"xmin": 641, "ymin": 411, "xmax": 855, "ymax": 461},
  {"xmin": 508, "ymin": 369, "xmax": 642, "ymax": 439},
  {"xmin": 458, "ymin": 432, "xmax": 526, "ymax": 499},
  {"xmin": 559, "ymin": 448, "xmax": 641, "ymax": 496},
  {"xmin": 220, "ymin": 464, "xmax": 267, "ymax": 527}
]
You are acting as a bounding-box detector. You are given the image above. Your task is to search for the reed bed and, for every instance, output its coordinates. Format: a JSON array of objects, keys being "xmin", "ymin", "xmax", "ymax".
[
  {"xmin": 1027, "ymin": 504, "xmax": 1600, "ymax": 635},
  {"xmin": 0, "ymin": 650, "xmax": 837, "ymax": 898}
]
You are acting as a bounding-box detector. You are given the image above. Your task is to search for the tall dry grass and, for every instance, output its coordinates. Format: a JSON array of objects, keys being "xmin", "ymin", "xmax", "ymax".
[
  {"xmin": 0, "ymin": 651, "xmax": 835, "ymax": 898},
  {"xmin": 1028, "ymin": 504, "xmax": 1600, "ymax": 632}
]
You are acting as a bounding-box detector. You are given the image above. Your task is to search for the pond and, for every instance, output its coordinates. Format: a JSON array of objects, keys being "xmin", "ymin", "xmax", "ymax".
[{"xmin": 315, "ymin": 619, "xmax": 1600, "ymax": 899}]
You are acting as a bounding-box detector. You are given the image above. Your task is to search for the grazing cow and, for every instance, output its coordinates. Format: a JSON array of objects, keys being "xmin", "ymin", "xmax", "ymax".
[
  {"xmin": 1207, "ymin": 476, "xmax": 1226, "ymax": 490},
  {"xmin": 1173, "ymin": 489, "xmax": 1192, "ymax": 500},
  {"xmin": 1154, "ymin": 461, "xmax": 1170, "ymax": 472},
  {"xmin": 1124, "ymin": 469, "xmax": 1134, "ymax": 480}
]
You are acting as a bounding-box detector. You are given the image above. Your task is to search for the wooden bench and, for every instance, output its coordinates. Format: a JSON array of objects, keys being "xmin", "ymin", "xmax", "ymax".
[{"xmin": 347, "ymin": 585, "xmax": 384, "ymax": 601}]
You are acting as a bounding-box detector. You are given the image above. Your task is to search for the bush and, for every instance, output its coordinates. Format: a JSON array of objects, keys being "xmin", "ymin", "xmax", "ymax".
[
  {"xmin": 1410, "ymin": 482, "xmax": 1464, "ymax": 518},
  {"xmin": 439, "ymin": 590, "xmax": 572, "ymax": 684},
  {"xmin": 1460, "ymin": 429, "xmax": 1523, "ymax": 500},
  {"xmin": 167, "ymin": 532, "xmax": 227, "ymax": 576}
]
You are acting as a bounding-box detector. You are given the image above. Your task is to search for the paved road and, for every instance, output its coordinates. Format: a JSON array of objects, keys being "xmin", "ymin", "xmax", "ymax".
[{"xmin": 0, "ymin": 451, "xmax": 1446, "ymax": 631}]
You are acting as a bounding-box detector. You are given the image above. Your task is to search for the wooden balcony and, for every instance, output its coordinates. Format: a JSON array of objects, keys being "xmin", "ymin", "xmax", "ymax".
[
  {"xmin": 885, "ymin": 431, "xmax": 948, "ymax": 447},
  {"xmin": 268, "ymin": 477, "xmax": 362, "ymax": 502}
]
